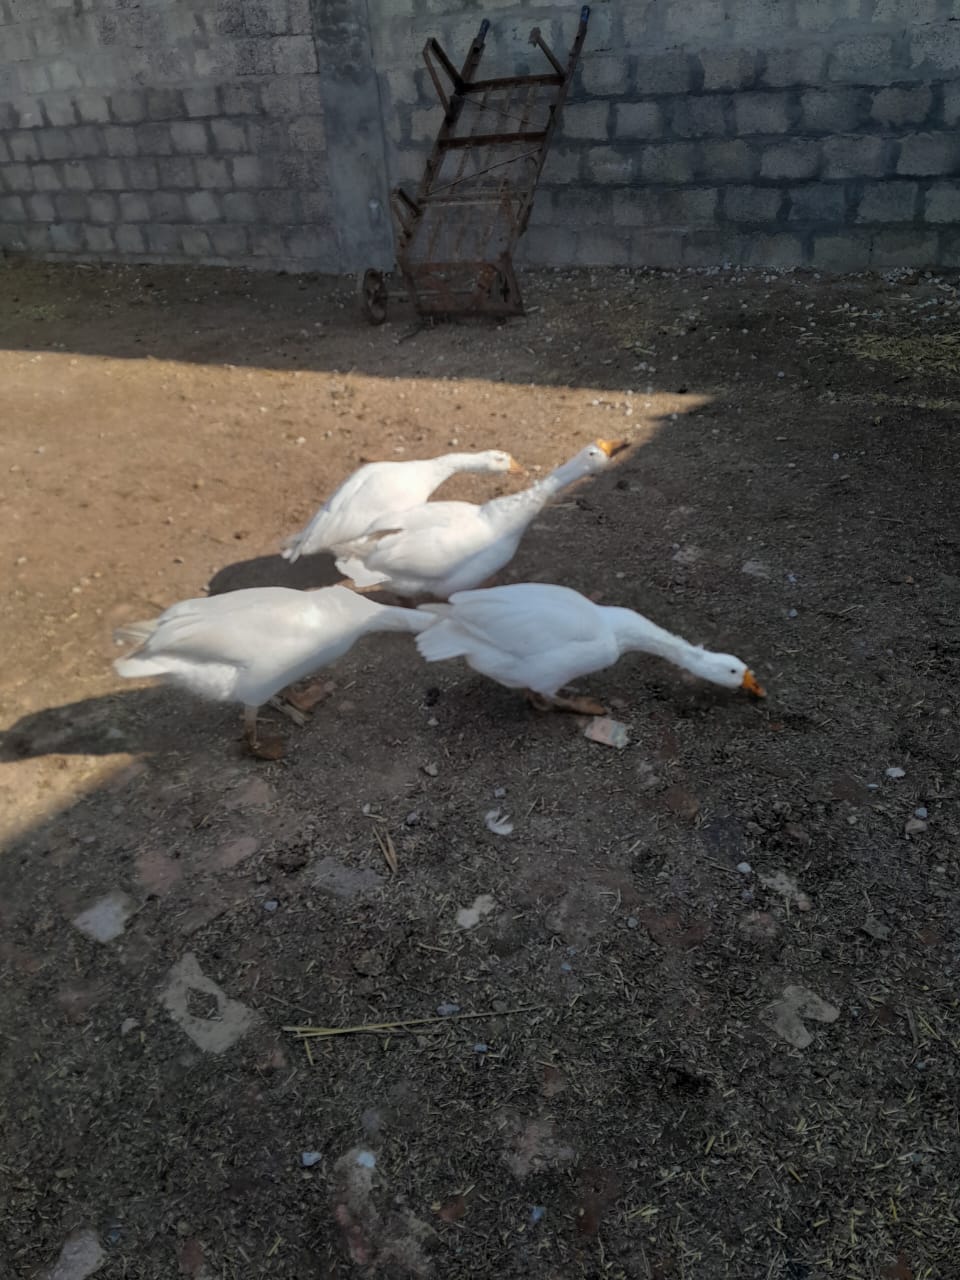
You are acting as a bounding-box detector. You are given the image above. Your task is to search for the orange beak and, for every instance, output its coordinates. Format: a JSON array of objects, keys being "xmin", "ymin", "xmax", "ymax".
[
  {"xmin": 741, "ymin": 670, "xmax": 766, "ymax": 698},
  {"xmin": 597, "ymin": 439, "xmax": 629, "ymax": 458},
  {"xmin": 508, "ymin": 456, "xmax": 525, "ymax": 475}
]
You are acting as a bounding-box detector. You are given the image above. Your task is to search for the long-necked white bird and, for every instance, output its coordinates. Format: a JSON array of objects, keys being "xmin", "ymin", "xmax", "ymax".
[
  {"xmin": 333, "ymin": 440, "xmax": 627, "ymax": 600},
  {"xmin": 113, "ymin": 586, "xmax": 431, "ymax": 756},
  {"xmin": 416, "ymin": 582, "xmax": 766, "ymax": 715},
  {"xmin": 281, "ymin": 449, "xmax": 524, "ymax": 563}
]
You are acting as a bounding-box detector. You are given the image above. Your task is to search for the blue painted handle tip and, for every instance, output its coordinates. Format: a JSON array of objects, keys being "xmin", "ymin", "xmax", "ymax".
[{"xmin": 580, "ymin": 5, "xmax": 590, "ymax": 23}]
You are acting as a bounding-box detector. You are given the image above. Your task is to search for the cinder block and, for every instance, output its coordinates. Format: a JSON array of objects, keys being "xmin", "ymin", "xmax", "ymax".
[
  {"xmin": 195, "ymin": 157, "xmax": 232, "ymax": 188},
  {"xmin": 873, "ymin": 0, "xmax": 937, "ymax": 20},
  {"xmin": 183, "ymin": 87, "xmax": 219, "ymax": 118},
  {"xmin": 539, "ymin": 147, "xmax": 582, "ymax": 184},
  {"xmin": 287, "ymin": 0, "xmax": 311, "ymax": 33},
  {"xmin": 87, "ymin": 146, "xmax": 130, "ymax": 188},
  {"xmin": 301, "ymin": 188, "xmax": 332, "ymax": 220},
  {"xmin": 562, "ymin": 101, "xmax": 610, "ymax": 141},
  {"xmin": 9, "ymin": 131, "xmax": 39, "ymax": 162},
  {"xmin": 49, "ymin": 60, "xmax": 81, "ymax": 91},
  {"xmin": 787, "ymin": 182, "xmax": 845, "ymax": 223},
  {"xmin": 762, "ymin": 46, "xmax": 825, "ymax": 88},
  {"xmin": 101, "ymin": 125, "xmax": 137, "ymax": 157},
  {"xmin": 701, "ymin": 48, "xmax": 756, "ymax": 92},
  {"xmin": 222, "ymin": 191, "xmax": 259, "ymax": 221},
  {"xmin": 260, "ymin": 78, "xmax": 301, "ymax": 116},
  {"xmin": 614, "ymin": 102, "xmax": 662, "ymax": 139},
  {"xmin": 170, "ymin": 121, "xmax": 208, "ymax": 154},
  {"xmin": 910, "ymin": 24, "xmax": 960, "ymax": 74},
  {"xmin": 410, "ymin": 107, "xmax": 440, "ymax": 143},
  {"xmin": 182, "ymin": 188, "xmax": 221, "ymax": 228},
  {"xmin": 111, "ymin": 90, "xmax": 146, "ymax": 124},
  {"xmin": 870, "ymin": 228, "xmax": 936, "ymax": 267},
  {"xmin": 760, "ymin": 139, "xmax": 820, "ymax": 179},
  {"xmin": 147, "ymin": 224, "xmax": 180, "ymax": 253},
  {"xmin": 32, "ymin": 165, "xmax": 61, "ymax": 192},
  {"xmin": 896, "ymin": 132, "xmax": 959, "ymax": 176},
  {"xmin": 234, "ymin": 39, "xmax": 274, "ymax": 76},
  {"xmin": 250, "ymin": 228, "xmax": 285, "ymax": 256},
  {"xmin": 26, "ymin": 192, "xmax": 56, "ymax": 221},
  {"xmin": 940, "ymin": 229, "xmax": 960, "ymax": 268},
  {"xmin": 272, "ymin": 36, "xmax": 318, "ymax": 75},
  {"xmin": 1, "ymin": 161, "xmax": 32, "ymax": 190},
  {"xmin": 640, "ymin": 142, "xmax": 697, "ymax": 183},
  {"xmin": 683, "ymin": 230, "xmax": 749, "ymax": 267},
  {"xmin": 856, "ymin": 181, "xmax": 917, "ymax": 222},
  {"xmin": 258, "ymin": 190, "xmax": 299, "ymax": 223},
  {"xmin": 289, "ymin": 115, "xmax": 326, "ymax": 151},
  {"xmin": 579, "ymin": 226, "xmax": 629, "ymax": 266},
  {"xmin": 801, "ymin": 88, "xmax": 865, "ymax": 133},
  {"xmin": 12, "ymin": 97, "xmax": 44, "ymax": 130},
  {"xmin": 245, "ymin": 0, "xmax": 289, "ymax": 36},
  {"xmin": 724, "ymin": 185, "xmax": 784, "ymax": 222},
  {"xmin": 83, "ymin": 224, "xmax": 114, "ymax": 252},
  {"xmin": 210, "ymin": 119, "xmax": 247, "ymax": 152},
  {"xmin": 829, "ymin": 36, "xmax": 894, "ymax": 85},
  {"xmin": 517, "ymin": 227, "xmax": 578, "ymax": 267},
  {"xmin": 811, "ymin": 231, "xmax": 870, "ymax": 269},
  {"xmin": 634, "ymin": 53, "xmax": 692, "ymax": 96},
  {"xmin": 60, "ymin": 160, "xmax": 94, "ymax": 189},
  {"xmin": 746, "ymin": 233, "xmax": 805, "ymax": 268},
  {"xmin": 146, "ymin": 88, "xmax": 182, "ymax": 120},
  {"xmin": 613, "ymin": 186, "xmax": 718, "ymax": 227},
  {"xmin": 699, "ymin": 139, "xmax": 759, "ymax": 180},
  {"xmin": 585, "ymin": 148, "xmax": 638, "ymax": 184},
  {"xmin": 158, "ymin": 156, "xmax": 195, "ymax": 188},
  {"xmin": 124, "ymin": 158, "xmax": 160, "ymax": 189},
  {"xmin": 734, "ymin": 91, "xmax": 793, "ymax": 135},
  {"xmin": 116, "ymin": 225, "xmax": 146, "ymax": 254},
  {"xmin": 119, "ymin": 192, "xmax": 151, "ymax": 222},
  {"xmin": 88, "ymin": 193, "xmax": 116, "ymax": 224},
  {"xmin": 39, "ymin": 128, "xmax": 71, "ymax": 160},
  {"xmin": 0, "ymin": 195, "xmax": 26, "ymax": 222},
  {"xmin": 580, "ymin": 55, "xmax": 629, "ymax": 97},
  {"xmin": 150, "ymin": 191, "xmax": 185, "ymax": 221},
  {"xmin": 285, "ymin": 227, "xmax": 331, "ymax": 260},
  {"xmin": 210, "ymin": 226, "xmax": 249, "ymax": 255},
  {"xmin": 925, "ymin": 184, "xmax": 960, "ymax": 224},
  {"xmin": 72, "ymin": 90, "xmax": 110, "ymax": 124},
  {"xmin": 871, "ymin": 85, "xmax": 932, "ymax": 128},
  {"xmin": 220, "ymin": 83, "xmax": 262, "ymax": 115},
  {"xmin": 670, "ymin": 96, "xmax": 727, "ymax": 138},
  {"xmin": 44, "ymin": 94, "xmax": 77, "ymax": 127},
  {"xmin": 663, "ymin": 0, "xmax": 726, "ymax": 41},
  {"xmin": 629, "ymin": 229, "xmax": 685, "ymax": 268},
  {"xmin": 24, "ymin": 225, "xmax": 53, "ymax": 252},
  {"xmin": 943, "ymin": 83, "xmax": 960, "ymax": 128},
  {"xmin": 137, "ymin": 123, "xmax": 174, "ymax": 156},
  {"xmin": 232, "ymin": 155, "xmax": 262, "ymax": 186},
  {"xmin": 55, "ymin": 192, "xmax": 88, "ymax": 219},
  {"xmin": 180, "ymin": 227, "xmax": 212, "ymax": 254},
  {"xmin": 822, "ymin": 134, "xmax": 885, "ymax": 178},
  {"xmin": 49, "ymin": 222, "xmax": 84, "ymax": 251}
]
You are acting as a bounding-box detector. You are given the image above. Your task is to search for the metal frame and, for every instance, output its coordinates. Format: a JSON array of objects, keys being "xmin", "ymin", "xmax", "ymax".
[{"xmin": 362, "ymin": 7, "xmax": 590, "ymax": 323}]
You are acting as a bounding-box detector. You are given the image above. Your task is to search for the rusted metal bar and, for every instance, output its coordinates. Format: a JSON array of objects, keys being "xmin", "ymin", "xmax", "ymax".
[
  {"xmin": 528, "ymin": 26, "xmax": 565, "ymax": 77},
  {"xmin": 438, "ymin": 130, "xmax": 546, "ymax": 149},
  {"xmin": 463, "ymin": 73, "xmax": 562, "ymax": 91}
]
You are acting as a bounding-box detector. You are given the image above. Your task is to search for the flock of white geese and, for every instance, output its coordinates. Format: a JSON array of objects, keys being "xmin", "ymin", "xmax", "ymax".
[{"xmin": 114, "ymin": 439, "xmax": 765, "ymax": 757}]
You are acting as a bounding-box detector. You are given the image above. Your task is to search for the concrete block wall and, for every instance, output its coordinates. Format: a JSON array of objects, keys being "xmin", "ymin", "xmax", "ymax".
[
  {"xmin": 0, "ymin": 0, "xmax": 390, "ymax": 271},
  {"xmin": 371, "ymin": 0, "xmax": 960, "ymax": 272},
  {"xmin": 1, "ymin": 0, "xmax": 959, "ymax": 273}
]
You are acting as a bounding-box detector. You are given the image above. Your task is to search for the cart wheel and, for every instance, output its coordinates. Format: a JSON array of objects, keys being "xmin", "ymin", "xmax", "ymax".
[{"xmin": 360, "ymin": 269, "xmax": 388, "ymax": 325}]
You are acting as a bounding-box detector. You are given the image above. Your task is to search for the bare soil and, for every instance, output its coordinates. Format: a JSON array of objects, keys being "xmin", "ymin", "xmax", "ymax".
[{"xmin": 1, "ymin": 257, "xmax": 958, "ymax": 1280}]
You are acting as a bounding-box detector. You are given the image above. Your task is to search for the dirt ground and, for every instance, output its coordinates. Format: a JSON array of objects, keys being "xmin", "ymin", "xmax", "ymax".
[{"xmin": 1, "ymin": 255, "xmax": 959, "ymax": 1280}]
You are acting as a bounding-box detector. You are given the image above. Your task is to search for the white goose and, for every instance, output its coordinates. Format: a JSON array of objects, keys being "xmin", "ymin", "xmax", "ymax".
[
  {"xmin": 281, "ymin": 449, "xmax": 523, "ymax": 562},
  {"xmin": 334, "ymin": 440, "xmax": 627, "ymax": 601},
  {"xmin": 416, "ymin": 582, "xmax": 766, "ymax": 715},
  {"xmin": 113, "ymin": 585, "xmax": 431, "ymax": 756}
]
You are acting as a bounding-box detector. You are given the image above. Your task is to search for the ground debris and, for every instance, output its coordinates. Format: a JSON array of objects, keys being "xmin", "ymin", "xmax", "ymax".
[
  {"xmin": 759, "ymin": 869, "xmax": 812, "ymax": 911},
  {"xmin": 764, "ymin": 984, "xmax": 840, "ymax": 1048},
  {"xmin": 584, "ymin": 715, "xmax": 630, "ymax": 748},
  {"xmin": 41, "ymin": 1229, "xmax": 105, "ymax": 1280}
]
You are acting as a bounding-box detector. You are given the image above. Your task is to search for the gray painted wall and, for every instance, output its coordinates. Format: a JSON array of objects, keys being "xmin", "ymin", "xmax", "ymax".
[{"xmin": 1, "ymin": 0, "xmax": 958, "ymax": 273}]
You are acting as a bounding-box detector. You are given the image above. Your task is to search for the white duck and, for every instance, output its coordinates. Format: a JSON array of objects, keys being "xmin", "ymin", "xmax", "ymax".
[
  {"xmin": 281, "ymin": 449, "xmax": 523, "ymax": 562},
  {"xmin": 416, "ymin": 582, "xmax": 766, "ymax": 715},
  {"xmin": 113, "ymin": 585, "xmax": 431, "ymax": 757},
  {"xmin": 334, "ymin": 439, "xmax": 627, "ymax": 600}
]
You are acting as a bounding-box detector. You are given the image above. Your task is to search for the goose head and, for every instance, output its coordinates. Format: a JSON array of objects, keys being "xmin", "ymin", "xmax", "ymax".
[{"xmin": 684, "ymin": 648, "xmax": 766, "ymax": 696}]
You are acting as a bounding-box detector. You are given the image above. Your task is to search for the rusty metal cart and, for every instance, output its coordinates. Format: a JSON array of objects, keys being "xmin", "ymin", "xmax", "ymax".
[{"xmin": 361, "ymin": 6, "xmax": 590, "ymax": 324}]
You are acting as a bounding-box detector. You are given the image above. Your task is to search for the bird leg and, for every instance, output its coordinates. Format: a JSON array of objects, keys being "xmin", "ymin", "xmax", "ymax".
[
  {"xmin": 524, "ymin": 689, "xmax": 609, "ymax": 717},
  {"xmin": 243, "ymin": 704, "xmax": 285, "ymax": 760}
]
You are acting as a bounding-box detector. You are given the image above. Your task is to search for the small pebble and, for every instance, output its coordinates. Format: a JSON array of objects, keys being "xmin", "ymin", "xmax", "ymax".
[
  {"xmin": 787, "ymin": 608, "xmax": 798, "ymax": 619},
  {"xmin": 493, "ymin": 786, "xmax": 507, "ymax": 798},
  {"xmin": 404, "ymin": 811, "xmax": 420, "ymax": 826},
  {"xmin": 263, "ymin": 899, "xmax": 279, "ymax": 912},
  {"xmin": 436, "ymin": 1002, "xmax": 460, "ymax": 1017},
  {"xmin": 736, "ymin": 861, "xmax": 752, "ymax": 875},
  {"xmin": 473, "ymin": 1043, "xmax": 488, "ymax": 1054},
  {"xmin": 915, "ymin": 806, "xmax": 928, "ymax": 819},
  {"xmin": 886, "ymin": 766, "xmax": 906, "ymax": 779},
  {"xmin": 626, "ymin": 915, "xmax": 639, "ymax": 929},
  {"xmin": 530, "ymin": 1206, "xmax": 546, "ymax": 1225},
  {"xmin": 301, "ymin": 1152, "xmax": 322, "ymax": 1168},
  {"xmin": 356, "ymin": 1151, "xmax": 376, "ymax": 1169},
  {"xmin": 422, "ymin": 762, "xmax": 439, "ymax": 777}
]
